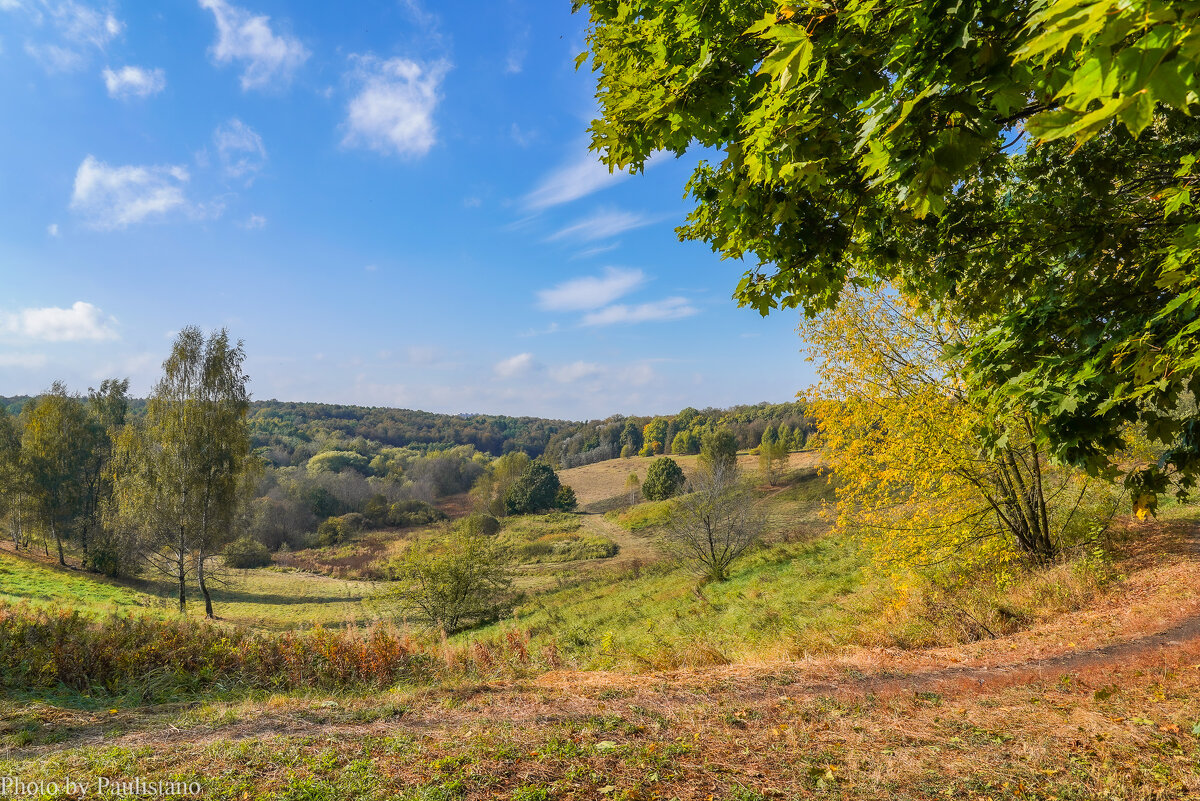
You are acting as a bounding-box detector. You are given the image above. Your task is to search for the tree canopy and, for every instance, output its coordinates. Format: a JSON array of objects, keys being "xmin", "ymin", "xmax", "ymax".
[{"xmin": 577, "ymin": 0, "xmax": 1200, "ymax": 499}]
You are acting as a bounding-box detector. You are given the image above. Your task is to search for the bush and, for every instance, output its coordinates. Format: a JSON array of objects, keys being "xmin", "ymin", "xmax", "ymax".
[
  {"xmin": 643, "ymin": 457, "xmax": 685, "ymax": 501},
  {"xmin": 555, "ymin": 485, "xmax": 578, "ymax": 511},
  {"xmin": 225, "ymin": 537, "xmax": 272, "ymax": 569},
  {"xmin": 462, "ymin": 513, "xmax": 501, "ymax": 536},
  {"xmin": 386, "ymin": 499, "xmax": 447, "ymax": 528},
  {"xmin": 504, "ymin": 462, "xmax": 562, "ymax": 515},
  {"xmin": 383, "ymin": 528, "xmax": 513, "ymax": 633},
  {"xmin": 316, "ymin": 512, "xmax": 367, "ymax": 546}
]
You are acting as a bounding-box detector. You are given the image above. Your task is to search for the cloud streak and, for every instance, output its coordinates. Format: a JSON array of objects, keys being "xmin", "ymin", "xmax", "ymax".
[
  {"xmin": 547, "ymin": 208, "xmax": 656, "ymax": 242},
  {"xmin": 582, "ymin": 297, "xmax": 698, "ymax": 326},
  {"xmin": 536, "ymin": 267, "xmax": 645, "ymax": 312}
]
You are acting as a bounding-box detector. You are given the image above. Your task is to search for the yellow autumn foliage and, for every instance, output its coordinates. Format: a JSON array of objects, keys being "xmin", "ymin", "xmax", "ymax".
[{"xmin": 799, "ymin": 286, "xmax": 1119, "ymax": 582}]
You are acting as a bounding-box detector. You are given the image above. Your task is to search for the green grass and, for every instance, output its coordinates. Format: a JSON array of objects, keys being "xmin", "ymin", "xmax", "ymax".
[
  {"xmin": 498, "ymin": 513, "xmax": 618, "ymax": 565},
  {"xmin": 0, "ymin": 552, "xmax": 157, "ymax": 613},
  {"xmin": 466, "ymin": 533, "xmax": 878, "ymax": 669},
  {"xmin": 608, "ymin": 499, "xmax": 673, "ymax": 532},
  {"xmin": 133, "ymin": 568, "xmax": 381, "ymax": 630},
  {"xmin": 0, "ymin": 550, "xmax": 380, "ymax": 630}
]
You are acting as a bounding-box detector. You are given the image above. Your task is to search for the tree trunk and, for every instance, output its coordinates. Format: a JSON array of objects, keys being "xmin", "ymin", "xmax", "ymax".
[
  {"xmin": 52, "ymin": 519, "xmax": 65, "ymax": 566},
  {"xmin": 198, "ymin": 552, "xmax": 214, "ymax": 619},
  {"xmin": 177, "ymin": 525, "xmax": 187, "ymax": 613}
]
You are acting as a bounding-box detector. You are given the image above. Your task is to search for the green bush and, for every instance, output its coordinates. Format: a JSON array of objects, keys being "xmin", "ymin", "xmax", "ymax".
[
  {"xmin": 386, "ymin": 499, "xmax": 447, "ymax": 528},
  {"xmin": 643, "ymin": 457, "xmax": 685, "ymax": 501},
  {"xmin": 224, "ymin": 537, "xmax": 272, "ymax": 569},
  {"xmin": 504, "ymin": 462, "xmax": 562, "ymax": 515},
  {"xmin": 462, "ymin": 513, "xmax": 501, "ymax": 536},
  {"xmin": 317, "ymin": 513, "xmax": 367, "ymax": 546},
  {"xmin": 555, "ymin": 485, "xmax": 578, "ymax": 511}
]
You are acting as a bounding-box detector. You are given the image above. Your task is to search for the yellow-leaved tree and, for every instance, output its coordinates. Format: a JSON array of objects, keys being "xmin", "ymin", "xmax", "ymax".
[{"xmin": 799, "ymin": 286, "xmax": 1119, "ymax": 580}]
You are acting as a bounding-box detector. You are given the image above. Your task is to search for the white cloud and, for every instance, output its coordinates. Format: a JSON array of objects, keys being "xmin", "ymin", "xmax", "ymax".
[
  {"xmin": 238, "ymin": 213, "xmax": 267, "ymax": 229},
  {"xmin": 199, "ymin": 0, "xmax": 308, "ymax": 91},
  {"xmin": 522, "ymin": 150, "xmax": 629, "ymax": 211},
  {"xmin": 46, "ymin": 223, "xmax": 59, "ymax": 236},
  {"xmin": 51, "ymin": 1, "xmax": 121, "ymax": 48},
  {"xmin": 493, "ymin": 352, "xmax": 536, "ymax": 378},
  {"xmin": 2, "ymin": 301, "xmax": 118, "ymax": 341},
  {"xmin": 547, "ymin": 208, "xmax": 655, "ymax": 242},
  {"xmin": 213, "ymin": 118, "xmax": 266, "ymax": 179},
  {"xmin": 25, "ymin": 41, "xmax": 84, "ymax": 71},
  {"xmin": 582, "ymin": 297, "xmax": 698, "ymax": 326},
  {"xmin": 0, "ymin": 352, "xmax": 48, "ymax": 369},
  {"xmin": 70, "ymin": 155, "xmax": 189, "ymax": 229},
  {"xmin": 551, "ymin": 361, "xmax": 601, "ymax": 383},
  {"xmin": 536, "ymin": 267, "xmax": 645, "ymax": 312},
  {"xmin": 342, "ymin": 55, "xmax": 448, "ymax": 158},
  {"xmin": 22, "ymin": 1, "xmax": 121, "ymax": 72},
  {"xmin": 102, "ymin": 65, "xmax": 165, "ymax": 99}
]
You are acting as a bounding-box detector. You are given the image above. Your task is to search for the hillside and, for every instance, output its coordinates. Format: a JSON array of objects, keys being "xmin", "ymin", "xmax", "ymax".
[{"xmin": 1, "ymin": 514, "xmax": 1197, "ymax": 799}]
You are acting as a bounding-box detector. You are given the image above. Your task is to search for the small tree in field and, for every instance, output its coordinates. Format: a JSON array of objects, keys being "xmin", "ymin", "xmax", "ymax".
[
  {"xmin": 504, "ymin": 462, "xmax": 562, "ymax": 515},
  {"xmin": 384, "ymin": 526, "xmax": 512, "ymax": 633},
  {"xmin": 664, "ymin": 461, "xmax": 762, "ymax": 582},
  {"xmin": 757, "ymin": 426, "xmax": 788, "ymax": 486},
  {"xmin": 642, "ymin": 457, "xmax": 685, "ymax": 501},
  {"xmin": 624, "ymin": 472, "xmax": 641, "ymax": 504},
  {"xmin": 700, "ymin": 427, "xmax": 738, "ymax": 474}
]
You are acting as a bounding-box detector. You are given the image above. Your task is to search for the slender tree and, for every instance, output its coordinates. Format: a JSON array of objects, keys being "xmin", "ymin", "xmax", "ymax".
[
  {"xmin": 114, "ymin": 327, "xmax": 251, "ymax": 615},
  {"xmin": 21, "ymin": 383, "xmax": 89, "ymax": 565}
]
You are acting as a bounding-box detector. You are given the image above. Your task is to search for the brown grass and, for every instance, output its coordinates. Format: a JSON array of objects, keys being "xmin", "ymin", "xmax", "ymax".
[{"xmin": 560, "ymin": 451, "xmax": 819, "ymax": 508}]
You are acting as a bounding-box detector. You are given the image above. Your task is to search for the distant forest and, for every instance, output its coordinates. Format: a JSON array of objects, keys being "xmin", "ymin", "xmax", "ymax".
[
  {"xmin": 1, "ymin": 396, "xmax": 810, "ymax": 466},
  {"xmin": 1, "ymin": 392, "xmax": 810, "ymax": 562}
]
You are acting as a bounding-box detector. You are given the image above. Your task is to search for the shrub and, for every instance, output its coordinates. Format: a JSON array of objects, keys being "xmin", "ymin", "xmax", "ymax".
[
  {"xmin": 555, "ymin": 485, "xmax": 578, "ymax": 511},
  {"xmin": 462, "ymin": 513, "xmax": 501, "ymax": 536},
  {"xmin": 504, "ymin": 462, "xmax": 562, "ymax": 515},
  {"xmin": 386, "ymin": 499, "xmax": 447, "ymax": 528},
  {"xmin": 225, "ymin": 537, "xmax": 272, "ymax": 569},
  {"xmin": 383, "ymin": 528, "xmax": 513, "ymax": 633},
  {"xmin": 316, "ymin": 512, "xmax": 367, "ymax": 546},
  {"xmin": 643, "ymin": 457, "xmax": 685, "ymax": 501}
]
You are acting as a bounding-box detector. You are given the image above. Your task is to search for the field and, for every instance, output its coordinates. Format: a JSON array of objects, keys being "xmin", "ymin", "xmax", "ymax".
[
  {"xmin": 2, "ymin": 461, "xmax": 1199, "ymax": 799},
  {"xmin": 1, "ymin": 514, "xmax": 1198, "ymax": 799}
]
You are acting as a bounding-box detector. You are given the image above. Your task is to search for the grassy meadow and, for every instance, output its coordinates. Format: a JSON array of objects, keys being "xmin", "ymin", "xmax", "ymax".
[{"xmin": 2, "ymin": 451, "xmax": 1199, "ymax": 800}]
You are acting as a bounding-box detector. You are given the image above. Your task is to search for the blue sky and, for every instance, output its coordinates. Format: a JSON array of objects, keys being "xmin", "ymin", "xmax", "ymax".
[{"xmin": 0, "ymin": 0, "xmax": 812, "ymax": 420}]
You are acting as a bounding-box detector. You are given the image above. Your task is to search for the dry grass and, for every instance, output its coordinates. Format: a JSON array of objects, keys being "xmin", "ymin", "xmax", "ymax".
[{"xmin": 560, "ymin": 451, "xmax": 818, "ymax": 508}]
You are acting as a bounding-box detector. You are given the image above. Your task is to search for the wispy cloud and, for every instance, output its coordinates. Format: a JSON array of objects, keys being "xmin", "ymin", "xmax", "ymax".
[
  {"xmin": 238, "ymin": 213, "xmax": 266, "ymax": 229},
  {"xmin": 582, "ymin": 297, "xmax": 698, "ymax": 326},
  {"xmin": 70, "ymin": 155, "xmax": 189, "ymax": 229},
  {"xmin": 199, "ymin": 0, "xmax": 308, "ymax": 90},
  {"xmin": 0, "ymin": 352, "xmax": 48, "ymax": 369},
  {"xmin": 50, "ymin": 0, "xmax": 121, "ymax": 49},
  {"xmin": 547, "ymin": 208, "xmax": 656, "ymax": 242},
  {"xmin": 13, "ymin": 1, "xmax": 121, "ymax": 72},
  {"xmin": 536, "ymin": 267, "xmax": 645, "ymax": 312},
  {"xmin": 522, "ymin": 149, "xmax": 629, "ymax": 211},
  {"xmin": 551, "ymin": 361, "xmax": 600, "ymax": 383},
  {"xmin": 214, "ymin": 118, "xmax": 266, "ymax": 179},
  {"xmin": 493, "ymin": 352, "xmax": 537, "ymax": 378},
  {"xmin": 2, "ymin": 300, "xmax": 118, "ymax": 341},
  {"xmin": 342, "ymin": 55, "xmax": 449, "ymax": 158},
  {"xmin": 102, "ymin": 65, "xmax": 165, "ymax": 99}
]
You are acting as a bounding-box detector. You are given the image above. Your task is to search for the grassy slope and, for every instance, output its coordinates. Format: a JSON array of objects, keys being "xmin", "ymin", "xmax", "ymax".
[
  {"xmin": 2, "ymin": 515, "xmax": 1198, "ymax": 799},
  {"xmin": 0, "ymin": 551, "xmax": 154, "ymax": 613},
  {"xmin": 0, "ymin": 549, "xmax": 379, "ymax": 630}
]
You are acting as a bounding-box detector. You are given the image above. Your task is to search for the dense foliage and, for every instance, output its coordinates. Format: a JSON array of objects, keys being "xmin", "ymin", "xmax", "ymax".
[
  {"xmin": 643, "ymin": 457, "xmax": 686, "ymax": 501},
  {"xmin": 577, "ymin": 0, "xmax": 1200, "ymax": 501}
]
